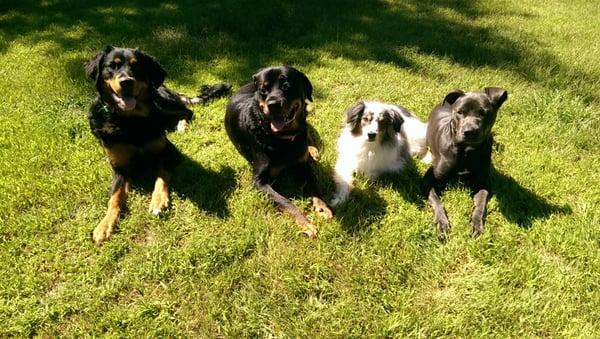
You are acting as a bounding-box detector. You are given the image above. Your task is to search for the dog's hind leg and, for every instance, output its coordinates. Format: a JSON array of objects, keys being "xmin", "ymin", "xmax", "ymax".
[
  {"xmin": 307, "ymin": 131, "xmax": 320, "ymax": 161},
  {"xmin": 92, "ymin": 174, "xmax": 129, "ymax": 245}
]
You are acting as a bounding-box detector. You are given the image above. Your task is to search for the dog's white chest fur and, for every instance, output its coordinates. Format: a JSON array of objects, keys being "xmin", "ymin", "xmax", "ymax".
[{"xmin": 350, "ymin": 133, "xmax": 407, "ymax": 178}]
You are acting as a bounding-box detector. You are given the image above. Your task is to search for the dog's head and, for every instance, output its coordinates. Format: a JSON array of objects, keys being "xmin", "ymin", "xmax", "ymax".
[
  {"xmin": 346, "ymin": 101, "xmax": 404, "ymax": 143},
  {"xmin": 84, "ymin": 46, "xmax": 166, "ymax": 111},
  {"xmin": 253, "ymin": 66, "xmax": 313, "ymax": 134},
  {"xmin": 442, "ymin": 87, "xmax": 508, "ymax": 144}
]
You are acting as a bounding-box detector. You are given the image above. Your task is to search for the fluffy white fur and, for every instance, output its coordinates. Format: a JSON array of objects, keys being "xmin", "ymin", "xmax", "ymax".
[{"xmin": 330, "ymin": 101, "xmax": 430, "ymax": 207}]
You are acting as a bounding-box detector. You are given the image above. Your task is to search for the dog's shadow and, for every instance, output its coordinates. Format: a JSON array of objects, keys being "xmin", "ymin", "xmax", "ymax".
[
  {"xmin": 170, "ymin": 155, "xmax": 237, "ymax": 218},
  {"xmin": 376, "ymin": 160, "xmax": 425, "ymax": 208},
  {"xmin": 328, "ymin": 160, "xmax": 424, "ymax": 235},
  {"xmin": 128, "ymin": 154, "xmax": 236, "ymax": 218},
  {"xmin": 334, "ymin": 188, "xmax": 388, "ymax": 235},
  {"xmin": 491, "ymin": 167, "xmax": 572, "ymax": 228}
]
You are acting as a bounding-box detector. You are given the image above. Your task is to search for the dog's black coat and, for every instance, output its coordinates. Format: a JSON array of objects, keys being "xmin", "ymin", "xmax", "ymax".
[
  {"xmin": 224, "ymin": 66, "xmax": 331, "ymax": 237},
  {"xmin": 84, "ymin": 46, "xmax": 230, "ymax": 244},
  {"xmin": 423, "ymin": 87, "xmax": 508, "ymax": 239}
]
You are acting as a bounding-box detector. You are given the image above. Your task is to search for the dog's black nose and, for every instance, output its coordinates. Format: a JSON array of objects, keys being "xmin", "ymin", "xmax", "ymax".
[
  {"xmin": 267, "ymin": 99, "xmax": 282, "ymax": 108},
  {"xmin": 119, "ymin": 78, "xmax": 134, "ymax": 90},
  {"xmin": 266, "ymin": 99, "xmax": 283, "ymax": 115},
  {"xmin": 463, "ymin": 129, "xmax": 478, "ymax": 139},
  {"xmin": 367, "ymin": 132, "xmax": 377, "ymax": 141}
]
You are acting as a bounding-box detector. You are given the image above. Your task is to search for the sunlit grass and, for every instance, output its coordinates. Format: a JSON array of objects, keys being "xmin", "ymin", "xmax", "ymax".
[{"xmin": 0, "ymin": 0, "xmax": 599, "ymax": 336}]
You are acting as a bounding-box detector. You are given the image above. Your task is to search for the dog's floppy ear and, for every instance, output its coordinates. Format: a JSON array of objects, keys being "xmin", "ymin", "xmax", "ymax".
[
  {"xmin": 391, "ymin": 110, "xmax": 404, "ymax": 133},
  {"xmin": 252, "ymin": 68, "xmax": 265, "ymax": 90},
  {"xmin": 442, "ymin": 89, "xmax": 465, "ymax": 106},
  {"xmin": 84, "ymin": 45, "xmax": 112, "ymax": 80},
  {"xmin": 484, "ymin": 87, "xmax": 508, "ymax": 108},
  {"xmin": 134, "ymin": 49, "xmax": 166, "ymax": 87},
  {"xmin": 297, "ymin": 70, "xmax": 313, "ymax": 102},
  {"xmin": 346, "ymin": 101, "xmax": 365, "ymax": 136}
]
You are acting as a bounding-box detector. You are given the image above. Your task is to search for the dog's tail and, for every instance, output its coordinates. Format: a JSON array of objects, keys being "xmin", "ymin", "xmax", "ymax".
[
  {"xmin": 182, "ymin": 83, "xmax": 232, "ymax": 105},
  {"xmin": 404, "ymin": 117, "xmax": 431, "ymax": 163}
]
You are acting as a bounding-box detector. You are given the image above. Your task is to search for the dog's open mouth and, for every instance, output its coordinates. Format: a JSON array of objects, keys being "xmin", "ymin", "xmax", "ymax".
[
  {"xmin": 269, "ymin": 103, "xmax": 300, "ymax": 133},
  {"xmin": 111, "ymin": 92, "xmax": 136, "ymax": 111}
]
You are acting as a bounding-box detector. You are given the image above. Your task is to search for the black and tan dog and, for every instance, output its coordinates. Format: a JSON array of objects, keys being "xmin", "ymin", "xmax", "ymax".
[
  {"xmin": 424, "ymin": 87, "xmax": 508, "ymax": 240},
  {"xmin": 84, "ymin": 46, "xmax": 230, "ymax": 244},
  {"xmin": 224, "ymin": 66, "xmax": 332, "ymax": 238}
]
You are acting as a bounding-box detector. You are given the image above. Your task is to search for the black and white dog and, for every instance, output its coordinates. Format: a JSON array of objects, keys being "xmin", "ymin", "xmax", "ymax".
[
  {"xmin": 330, "ymin": 101, "xmax": 429, "ymax": 207},
  {"xmin": 423, "ymin": 87, "xmax": 508, "ymax": 240}
]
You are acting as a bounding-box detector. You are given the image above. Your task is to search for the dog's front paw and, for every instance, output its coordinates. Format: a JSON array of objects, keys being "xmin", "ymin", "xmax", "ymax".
[
  {"xmin": 421, "ymin": 151, "xmax": 433, "ymax": 164},
  {"xmin": 308, "ymin": 146, "xmax": 320, "ymax": 161},
  {"xmin": 471, "ymin": 217, "xmax": 485, "ymax": 237},
  {"xmin": 329, "ymin": 190, "xmax": 349, "ymax": 208},
  {"xmin": 300, "ymin": 223, "xmax": 319, "ymax": 240},
  {"xmin": 149, "ymin": 190, "xmax": 170, "ymax": 215},
  {"xmin": 92, "ymin": 217, "xmax": 116, "ymax": 245},
  {"xmin": 312, "ymin": 197, "xmax": 333, "ymax": 220},
  {"xmin": 434, "ymin": 214, "xmax": 451, "ymax": 242},
  {"xmin": 176, "ymin": 119, "xmax": 189, "ymax": 132}
]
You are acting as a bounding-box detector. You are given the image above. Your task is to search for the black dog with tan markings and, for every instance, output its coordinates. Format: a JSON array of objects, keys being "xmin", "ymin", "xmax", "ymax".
[
  {"xmin": 225, "ymin": 66, "xmax": 332, "ymax": 238},
  {"xmin": 424, "ymin": 87, "xmax": 508, "ymax": 240},
  {"xmin": 84, "ymin": 46, "xmax": 230, "ymax": 244}
]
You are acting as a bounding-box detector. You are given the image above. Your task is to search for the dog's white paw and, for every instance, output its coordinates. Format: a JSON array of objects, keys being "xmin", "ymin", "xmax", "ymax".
[
  {"xmin": 177, "ymin": 120, "xmax": 189, "ymax": 132},
  {"xmin": 421, "ymin": 151, "xmax": 433, "ymax": 164}
]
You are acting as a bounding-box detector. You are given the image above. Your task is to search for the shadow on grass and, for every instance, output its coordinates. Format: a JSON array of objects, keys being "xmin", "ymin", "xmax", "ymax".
[
  {"xmin": 377, "ymin": 160, "xmax": 425, "ymax": 208},
  {"xmin": 1, "ymin": 0, "xmax": 597, "ymax": 103},
  {"xmin": 491, "ymin": 167, "xmax": 572, "ymax": 229},
  {"xmin": 171, "ymin": 155, "xmax": 236, "ymax": 218},
  {"xmin": 125, "ymin": 154, "xmax": 236, "ymax": 218},
  {"xmin": 334, "ymin": 188, "xmax": 388, "ymax": 235}
]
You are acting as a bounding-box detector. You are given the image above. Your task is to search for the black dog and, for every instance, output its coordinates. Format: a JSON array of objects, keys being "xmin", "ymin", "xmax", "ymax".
[
  {"xmin": 423, "ymin": 87, "xmax": 508, "ymax": 240},
  {"xmin": 224, "ymin": 66, "xmax": 332, "ymax": 238},
  {"xmin": 84, "ymin": 46, "xmax": 230, "ymax": 244}
]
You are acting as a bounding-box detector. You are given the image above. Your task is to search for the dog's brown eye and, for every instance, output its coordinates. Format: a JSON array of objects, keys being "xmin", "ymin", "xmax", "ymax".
[{"xmin": 281, "ymin": 82, "xmax": 290, "ymax": 91}]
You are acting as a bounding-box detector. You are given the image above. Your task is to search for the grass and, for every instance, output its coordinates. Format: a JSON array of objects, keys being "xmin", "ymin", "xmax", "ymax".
[{"xmin": 1, "ymin": 0, "xmax": 599, "ymax": 336}]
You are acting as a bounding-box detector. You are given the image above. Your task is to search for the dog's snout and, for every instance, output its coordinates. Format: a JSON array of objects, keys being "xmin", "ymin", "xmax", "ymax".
[{"xmin": 367, "ymin": 132, "xmax": 377, "ymax": 141}]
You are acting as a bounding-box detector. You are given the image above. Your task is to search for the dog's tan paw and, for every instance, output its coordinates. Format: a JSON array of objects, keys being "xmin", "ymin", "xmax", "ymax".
[
  {"xmin": 149, "ymin": 191, "xmax": 169, "ymax": 215},
  {"xmin": 176, "ymin": 119, "xmax": 189, "ymax": 132},
  {"xmin": 92, "ymin": 218, "xmax": 116, "ymax": 245},
  {"xmin": 312, "ymin": 197, "xmax": 333, "ymax": 220},
  {"xmin": 300, "ymin": 223, "xmax": 319, "ymax": 240},
  {"xmin": 308, "ymin": 146, "xmax": 320, "ymax": 161}
]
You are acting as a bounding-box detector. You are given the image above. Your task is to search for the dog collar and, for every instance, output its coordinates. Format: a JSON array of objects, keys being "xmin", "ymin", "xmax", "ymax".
[
  {"xmin": 100, "ymin": 102, "xmax": 114, "ymax": 114},
  {"xmin": 277, "ymin": 133, "xmax": 297, "ymax": 141}
]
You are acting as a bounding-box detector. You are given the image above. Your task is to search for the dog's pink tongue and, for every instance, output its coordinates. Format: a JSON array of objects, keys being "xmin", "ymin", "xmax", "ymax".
[
  {"xmin": 270, "ymin": 120, "xmax": 285, "ymax": 132},
  {"xmin": 120, "ymin": 97, "xmax": 136, "ymax": 111},
  {"xmin": 113, "ymin": 93, "xmax": 136, "ymax": 111}
]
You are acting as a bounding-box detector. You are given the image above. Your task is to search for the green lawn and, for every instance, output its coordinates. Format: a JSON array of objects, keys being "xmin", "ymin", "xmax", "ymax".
[{"xmin": 1, "ymin": 0, "xmax": 599, "ymax": 336}]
